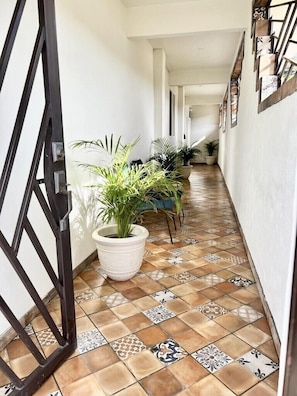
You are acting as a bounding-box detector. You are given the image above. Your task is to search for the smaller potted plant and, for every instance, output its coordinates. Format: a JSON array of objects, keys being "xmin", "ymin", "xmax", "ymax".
[
  {"xmin": 177, "ymin": 145, "xmax": 201, "ymax": 179},
  {"xmin": 150, "ymin": 137, "xmax": 178, "ymax": 172},
  {"xmin": 204, "ymin": 139, "xmax": 219, "ymax": 165}
]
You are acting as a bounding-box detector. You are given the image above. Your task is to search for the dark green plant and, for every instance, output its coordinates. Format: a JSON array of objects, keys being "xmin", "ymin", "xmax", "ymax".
[
  {"xmin": 177, "ymin": 145, "xmax": 201, "ymax": 166},
  {"xmin": 71, "ymin": 135, "xmax": 182, "ymax": 238},
  {"xmin": 204, "ymin": 140, "xmax": 219, "ymax": 156},
  {"xmin": 150, "ymin": 137, "xmax": 178, "ymax": 172}
]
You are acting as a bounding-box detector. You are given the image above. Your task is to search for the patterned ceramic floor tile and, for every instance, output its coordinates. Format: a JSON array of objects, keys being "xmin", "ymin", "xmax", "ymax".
[
  {"xmin": 202, "ymin": 254, "xmax": 221, "ymax": 263},
  {"xmin": 237, "ymin": 349, "xmax": 279, "ymax": 379},
  {"xmin": 74, "ymin": 289, "xmax": 99, "ymax": 304},
  {"xmin": 197, "ymin": 302, "xmax": 228, "ymax": 319},
  {"xmin": 229, "ymin": 276, "xmax": 254, "ymax": 287},
  {"xmin": 225, "ymin": 256, "xmax": 247, "ymax": 264},
  {"xmin": 231, "ymin": 305, "xmax": 263, "ymax": 323},
  {"xmin": 14, "ymin": 323, "xmax": 34, "ymax": 340},
  {"xmin": 151, "ymin": 338, "xmax": 187, "ymax": 365},
  {"xmin": 146, "ymin": 236, "xmax": 160, "ymax": 242},
  {"xmin": 184, "ymin": 238, "xmax": 199, "ymax": 244},
  {"xmin": 166, "ymin": 256, "xmax": 186, "ymax": 265},
  {"xmin": 173, "ymin": 272, "xmax": 198, "ymax": 283},
  {"xmin": 147, "ymin": 270, "xmax": 169, "ymax": 280},
  {"xmin": 101, "ymin": 292, "xmax": 129, "ymax": 307},
  {"xmin": 110, "ymin": 333, "xmax": 146, "ymax": 360},
  {"xmin": 0, "ymin": 384, "xmax": 14, "ymax": 395},
  {"xmin": 169, "ymin": 248, "xmax": 187, "ymax": 256},
  {"xmin": 199, "ymin": 274, "xmax": 225, "ymax": 287},
  {"xmin": 77, "ymin": 328, "xmax": 107, "ymax": 354},
  {"xmin": 143, "ymin": 305, "xmax": 175, "ymax": 324},
  {"xmin": 224, "ymin": 228, "xmax": 238, "ymax": 234},
  {"xmin": 36, "ymin": 325, "xmax": 62, "ymax": 347},
  {"xmin": 151, "ymin": 289, "xmax": 177, "ymax": 303},
  {"xmin": 192, "ymin": 344, "xmax": 233, "ymax": 373}
]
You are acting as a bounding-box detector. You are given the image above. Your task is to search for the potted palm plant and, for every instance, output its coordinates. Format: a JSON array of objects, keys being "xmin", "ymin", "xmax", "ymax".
[
  {"xmin": 177, "ymin": 145, "xmax": 201, "ymax": 179},
  {"xmin": 72, "ymin": 135, "xmax": 181, "ymax": 281},
  {"xmin": 204, "ymin": 139, "xmax": 219, "ymax": 165}
]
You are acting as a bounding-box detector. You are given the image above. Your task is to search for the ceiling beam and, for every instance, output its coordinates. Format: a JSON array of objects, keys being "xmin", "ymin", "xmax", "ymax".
[
  {"xmin": 169, "ymin": 68, "xmax": 230, "ymax": 86},
  {"xmin": 125, "ymin": 0, "xmax": 251, "ymax": 39}
]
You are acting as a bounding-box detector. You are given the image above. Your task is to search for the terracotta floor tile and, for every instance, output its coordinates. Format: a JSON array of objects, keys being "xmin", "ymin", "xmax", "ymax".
[
  {"xmin": 141, "ymin": 367, "xmax": 183, "ymax": 396},
  {"xmin": 121, "ymin": 286, "xmax": 147, "ymax": 300},
  {"xmin": 125, "ymin": 350, "xmax": 163, "ymax": 379},
  {"xmin": 189, "ymin": 374, "xmax": 236, "ymax": 395},
  {"xmin": 182, "ymin": 292, "xmax": 210, "ymax": 307},
  {"xmin": 94, "ymin": 361, "xmax": 136, "ymax": 394},
  {"xmin": 123, "ymin": 312, "xmax": 152, "ymax": 332},
  {"xmin": 214, "ymin": 312, "xmax": 248, "ymax": 332},
  {"xmin": 195, "ymin": 320, "xmax": 229, "ymax": 342},
  {"xmin": 61, "ymin": 374, "xmax": 105, "ymax": 396},
  {"xmin": 115, "ymin": 383, "xmax": 148, "ymax": 395},
  {"xmin": 215, "ymin": 334, "xmax": 251, "ymax": 359},
  {"xmin": 168, "ymin": 355, "xmax": 209, "ymax": 387},
  {"xmin": 80, "ymin": 269, "xmax": 107, "ymax": 288},
  {"xmin": 92, "ymin": 284, "xmax": 116, "ymax": 297},
  {"xmin": 137, "ymin": 325, "xmax": 168, "ymax": 347},
  {"xmin": 89, "ymin": 309, "xmax": 118, "ymax": 327},
  {"xmin": 170, "ymin": 284, "xmax": 195, "ymax": 296},
  {"xmin": 178, "ymin": 310, "xmax": 209, "ymax": 328},
  {"xmin": 241, "ymin": 381, "xmax": 277, "ymax": 395},
  {"xmin": 215, "ymin": 295, "xmax": 242, "ymax": 310},
  {"xmin": 230, "ymin": 289, "xmax": 258, "ymax": 305},
  {"xmin": 79, "ymin": 299, "xmax": 108, "ymax": 315},
  {"xmin": 133, "ymin": 296, "xmax": 159, "ymax": 310},
  {"xmin": 111, "ymin": 302, "xmax": 140, "ymax": 319},
  {"xmin": 235, "ymin": 324, "xmax": 272, "ymax": 348},
  {"xmin": 174, "ymin": 329, "xmax": 209, "ymax": 353},
  {"xmin": 54, "ymin": 355, "xmax": 91, "ymax": 388},
  {"xmin": 99, "ymin": 321, "xmax": 131, "ymax": 342},
  {"xmin": 164, "ymin": 298, "xmax": 191, "ymax": 315},
  {"xmin": 214, "ymin": 361, "xmax": 259, "ymax": 394},
  {"xmin": 76, "ymin": 316, "xmax": 96, "ymax": 334},
  {"xmin": 81, "ymin": 345, "xmax": 119, "ymax": 372},
  {"xmin": 200, "ymin": 286, "xmax": 225, "ymax": 300},
  {"xmin": 264, "ymin": 370, "xmax": 279, "ymax": 391}
]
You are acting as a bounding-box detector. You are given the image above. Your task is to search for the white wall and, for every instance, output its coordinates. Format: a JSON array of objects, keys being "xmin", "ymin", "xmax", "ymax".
[
  {"xmin": 0, "ymin": 0, "xmax": 155, "ymax": 335},
  {"xmin": 56, "ymin": 0, "xmax": 155, "ymax": 267},
  {"xmin": 219, "ymin": 10, "xmax": 297, "ymax": 350},
  {"xmin": 190, "ymin": 104, "xmax": 219, "ymax": 161}
]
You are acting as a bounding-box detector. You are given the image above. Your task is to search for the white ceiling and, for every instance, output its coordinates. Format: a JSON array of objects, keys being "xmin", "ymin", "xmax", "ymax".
[{"xmin": 121, "ymin": 0, "xmax": 242, "ymax": 104}]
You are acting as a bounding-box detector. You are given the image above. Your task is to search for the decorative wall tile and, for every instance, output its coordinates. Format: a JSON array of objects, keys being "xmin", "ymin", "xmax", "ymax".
[
  {"xmin": 151, "ymin": 338, "xmax": 187, "ymax": 365},
  {"xmin": 256, "ymin": 36, "xmax": 273, "ymax": 57},
  {"xmin": 77, "ymin": 329, "xmax": 107, "ymax": 354},
  {"xmin": 192, "ymin": 344, "xmax": 233, "ymax": 373},
  {"xmin": 143, "ymin": 305, "xmax": 175, "ymax": 324},
  {"xmin": 237, "ymin": 349, "xmax": 279, "ymax": 379},
  {"xmin": 261, "ymin": 75, "xmax": 278, "ymax": 101}
]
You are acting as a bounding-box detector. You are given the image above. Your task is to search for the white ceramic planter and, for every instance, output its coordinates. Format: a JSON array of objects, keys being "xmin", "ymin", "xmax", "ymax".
[
  {"xmin": 92, "ymin": 224, "xmax": 149, "ymax": 281},
  {"xmin": 178, "ymin": 165, "xmax": 193, "ymax": 179},
  {"xmin": 205, "ymin": 156, "xmax": 216, "ymax": 165}
]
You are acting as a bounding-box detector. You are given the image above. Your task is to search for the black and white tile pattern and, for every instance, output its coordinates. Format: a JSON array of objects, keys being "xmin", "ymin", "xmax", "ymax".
[
  {"xmin": 151, "ymin": 289, "xmax": 177, "ymax": 303},
  {"xmin": 229, "ymin": 276, "xmax": 254, "ymax": 288},
  {"xmin": 143, "ymin": 305, "xmax": 175, "ymax": 324},
  {"xmin": 192, "ymin": 344, "xmax": 233, "ymax": 373},
  {"xmin": 77, "ymin": 329, "xmax": 107, "ymax": 354},
  {"xmin": 237, "ymin": 349, "xmax": 279, "ymax": 379},
  {"xmin": 151, "ymin": 338, "xmax": 187, "ymax": 365}
]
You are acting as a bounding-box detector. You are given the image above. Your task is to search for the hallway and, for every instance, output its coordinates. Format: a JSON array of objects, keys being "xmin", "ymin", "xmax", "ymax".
[{"xmin": 0, "ymin": 165, "xmax": 279, "ymax": 395}]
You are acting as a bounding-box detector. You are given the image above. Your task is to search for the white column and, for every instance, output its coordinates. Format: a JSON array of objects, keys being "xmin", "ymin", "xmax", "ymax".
[
  {"xmin": 153, "ymin": 48, "xmax": 167, "ymax": 140},
  {"xmin": 177, "ymin": 85, "xmax": 185, "ymax": 144}
]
